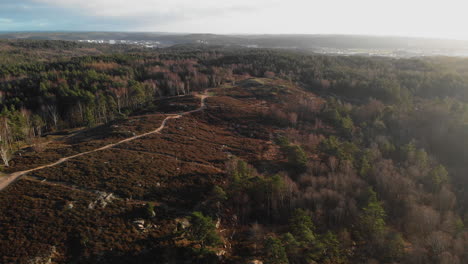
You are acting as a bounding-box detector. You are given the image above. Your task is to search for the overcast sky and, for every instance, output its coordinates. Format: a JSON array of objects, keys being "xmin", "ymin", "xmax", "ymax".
[{"xmin": 0, "ymin": 0, "xmax": 466, "ymax": 40}]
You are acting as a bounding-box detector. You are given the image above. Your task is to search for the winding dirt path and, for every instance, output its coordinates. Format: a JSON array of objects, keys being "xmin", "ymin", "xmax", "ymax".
[{"xmin": 0, "ymin": 93, "xmax": 209, "ymax": 191}]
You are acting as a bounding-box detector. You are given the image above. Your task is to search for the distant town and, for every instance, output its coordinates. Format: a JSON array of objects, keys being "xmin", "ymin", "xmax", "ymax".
[
  {"xmin": 77, "ymin": 38, "xmax": 468, "ymax": 58},
  {"xmin": 78, "ymin": 39, "xmax": 166, "ymax": 48}
]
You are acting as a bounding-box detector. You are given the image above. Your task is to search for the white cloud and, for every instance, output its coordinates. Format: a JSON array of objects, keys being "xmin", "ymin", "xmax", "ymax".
[
  {"xmin": 32, "ymin": 0, "xmax": 277, "ymax": 18},
  {"xmin": 0, "ymin": 18, "xmax": 13, "ymax": 24},
  {"xmin": 28, "ymin": 0, "xmax": 468, "ymax": 39}
]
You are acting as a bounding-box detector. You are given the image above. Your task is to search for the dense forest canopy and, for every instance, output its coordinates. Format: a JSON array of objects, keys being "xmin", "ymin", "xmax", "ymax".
[{"xmin": 2, "ymin": 40, "xmax": 468, "ymax": 263}]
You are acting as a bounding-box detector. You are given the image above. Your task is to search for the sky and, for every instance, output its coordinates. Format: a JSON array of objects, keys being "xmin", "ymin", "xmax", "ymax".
[{"xmin": 0, "ymin": 0, "xmax": 467, "ymax": 40}]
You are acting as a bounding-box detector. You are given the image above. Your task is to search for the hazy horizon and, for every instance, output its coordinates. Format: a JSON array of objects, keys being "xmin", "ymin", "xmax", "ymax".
[{"xmin": 2, "ymin": 31, "xmax": 468, "ymax": 42}]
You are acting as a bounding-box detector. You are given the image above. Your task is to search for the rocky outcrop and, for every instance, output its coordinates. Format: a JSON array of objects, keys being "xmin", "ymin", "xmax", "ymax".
[
  {"xmin": 27, "ymin": 246, "xmax": 58, "ymax": 264},
  {"xmin": 88, "ymin": 192, "xmax": 114, "ymax": 209}
]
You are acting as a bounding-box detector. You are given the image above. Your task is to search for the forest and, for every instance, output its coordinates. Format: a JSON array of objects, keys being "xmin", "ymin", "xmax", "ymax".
[{"xmin": 1, "ymin": 40, "xmax": 468, "ymax": 264}]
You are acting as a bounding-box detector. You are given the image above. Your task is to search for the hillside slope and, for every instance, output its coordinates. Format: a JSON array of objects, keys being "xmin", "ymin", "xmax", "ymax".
[
  {"xmin": 0, "ymin": 77, "xmax": 321, "ymax": 263},
  {"xmin": 2, "ymin": 43, "xmax": 468, "ymax": 264}
]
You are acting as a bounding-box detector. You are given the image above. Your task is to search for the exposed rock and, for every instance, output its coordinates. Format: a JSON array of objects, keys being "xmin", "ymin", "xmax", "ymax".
[
  {"xmin": 28, "ymin": 246, "xmax": 57, "ymax": 264},
  {"xmin": 88, "ymin": 192, "xmax": 114, "ymax": 209},
  {"xmin": 133, "ymin": 219, "xmax": 146, "ymax": 231},
  {"xmin": 66, "ymin": 202, "xmax": 74, "ymax": 210},
  {"xmin": 175, "ymin": 217, "xmax": 191, "ymax": 231},
  {"xmin": 216, "ymin": 249, "xmax": 226, "ymax": 257}
]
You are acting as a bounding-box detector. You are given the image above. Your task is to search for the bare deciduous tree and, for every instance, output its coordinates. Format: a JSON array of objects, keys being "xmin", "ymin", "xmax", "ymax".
[
  {"xmin": 0, "ymin": 115, "xmax": 12, "ymax": 166},
  {"xmin": 47, "ymin": 105, "xmax": 59, "ymax": 129}
]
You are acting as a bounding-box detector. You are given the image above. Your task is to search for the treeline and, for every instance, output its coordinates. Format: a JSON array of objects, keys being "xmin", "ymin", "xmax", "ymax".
[
  {"xmin": 0, "ymin": 50, "xmax": 237, "ymax": 166},
  {"xmin": 209, "ymin": 49, "xmax": 468, "ymax": 103},
  {"xmin": 0, "ymin": 53, "xmax": 236, "ymax": 129}
]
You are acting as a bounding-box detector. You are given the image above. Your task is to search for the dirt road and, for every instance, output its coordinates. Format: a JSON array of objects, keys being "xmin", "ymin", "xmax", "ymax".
[{"xmin": 0, "ymin": 93, "xmax": 209, "ymax": 191}]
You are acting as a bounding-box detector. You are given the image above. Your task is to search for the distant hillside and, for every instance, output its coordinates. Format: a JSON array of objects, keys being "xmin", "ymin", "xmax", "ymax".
[{"xmin": 1, "ymin": 32, "xmax": 468, "ymax": 56}]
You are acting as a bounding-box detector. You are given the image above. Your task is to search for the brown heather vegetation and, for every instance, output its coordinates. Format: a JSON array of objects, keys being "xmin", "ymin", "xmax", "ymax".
[{"xmin": 1, "ymin": 42, "xmax": 468, "ymax": 263}]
